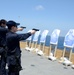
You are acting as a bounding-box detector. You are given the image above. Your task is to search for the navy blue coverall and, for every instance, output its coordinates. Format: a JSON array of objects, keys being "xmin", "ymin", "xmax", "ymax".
[
  {"xmin": 6, "ymin": 31, "xmax": 31, "ymax": 75},
  {"xmin": 0, "ymin": 26, "xmax": 8, "ymax": 75}
]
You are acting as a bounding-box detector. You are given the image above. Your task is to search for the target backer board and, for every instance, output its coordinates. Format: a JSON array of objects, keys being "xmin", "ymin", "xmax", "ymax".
[
  {"xmin": 64, "ymin": 29, "xmax": 74, "ymax": 48},
  {"xmin": 40, "ymin": 30, "xmax": 49, "ymax": 43},
  {"xmin": 50, "ymin": 29, "xmax": 60, "ymax": 45},
  {"xmin": 33, "ymin": 31, "xmax": 41, "ymax": 42},
  {"xmin": 26, "ymin": 30, "xmax": 32, "ymax": 41}
]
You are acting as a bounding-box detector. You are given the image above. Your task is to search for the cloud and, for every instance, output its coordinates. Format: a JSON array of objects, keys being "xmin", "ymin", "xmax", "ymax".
[{"xmin": 35, "ymin": 5, "xmax": 44, "ymax": 11}]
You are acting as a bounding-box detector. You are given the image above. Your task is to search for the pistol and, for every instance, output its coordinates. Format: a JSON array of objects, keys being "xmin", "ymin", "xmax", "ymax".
[
  {"xmin": 32, "ymin": 28, "xmax": 39, "ymax": 31},
  {"xmin": 20, "ymin": 26, "xmax": 26, "ymax": 29}
]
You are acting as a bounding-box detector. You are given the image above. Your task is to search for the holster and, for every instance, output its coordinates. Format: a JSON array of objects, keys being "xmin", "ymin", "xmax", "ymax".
[
  {"xmin": 14, "ymin": 55, "xmax": 22, "ymax": 71},
  {"xmin": 7, "ymin": 55, "xmax": 22, "ymax": 72}
]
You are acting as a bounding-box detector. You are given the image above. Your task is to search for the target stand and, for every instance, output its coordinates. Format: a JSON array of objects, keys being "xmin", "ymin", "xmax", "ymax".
[
  {"xmin": 59, "ymin": 29, "xmax": 74, "ymax": 66},
  {"xmin": 28, "ymin": 31, "xmax": 41, "ymax": 52},
  {"xmin": 25, "ymin": 30, "xmax": 32, "ymax": 51},
  {"xmin": 37, "ymin": 30, "xmax": 49, "ymax": 56},
  {"xmin": 48, "ymin": 29, "xmax": 60, "ymax": 61}
]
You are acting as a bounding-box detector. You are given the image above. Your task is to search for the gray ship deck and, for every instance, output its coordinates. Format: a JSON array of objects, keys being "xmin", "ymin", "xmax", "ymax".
[{"xmin": 20, "ymin": 49, "xmax": 74, "ymax": 75}]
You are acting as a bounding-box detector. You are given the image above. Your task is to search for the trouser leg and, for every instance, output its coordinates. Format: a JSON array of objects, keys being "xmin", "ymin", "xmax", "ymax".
[
  {"xmin": 1, "ymin": 55, "xmax": 6, "ymax": 75},
  {"xmin": 8, "ymin": 65, "xmax": 19, "ymax": 75},
  {"xmin": 0, "ymin": 58, "xmax": 1, "ymax": 74}
]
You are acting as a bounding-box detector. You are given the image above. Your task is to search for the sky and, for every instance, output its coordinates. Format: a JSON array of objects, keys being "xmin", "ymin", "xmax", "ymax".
[{"xmin": 0, "ymin": 0, "xmax": 74, "ymax": 36}]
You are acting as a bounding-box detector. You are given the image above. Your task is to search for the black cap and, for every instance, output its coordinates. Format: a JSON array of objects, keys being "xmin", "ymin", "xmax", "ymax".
[
  {"xmin": 0, "ymin": 19, "xmax": 7, "ymax": 25},
  {"xmin": 6, "ymin": 20, "xmax": 20, "ymax": 27}
]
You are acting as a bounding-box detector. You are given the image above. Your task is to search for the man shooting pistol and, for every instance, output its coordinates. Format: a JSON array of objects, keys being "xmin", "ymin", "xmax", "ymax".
[{"xmin": 6, "ymin": 20, "xmax": 36, "ymax": 75}]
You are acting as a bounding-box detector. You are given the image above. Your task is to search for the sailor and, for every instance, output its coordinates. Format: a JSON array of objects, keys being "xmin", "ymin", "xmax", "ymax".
[
  {"xmin": 6, "ymin": 20, "xmax": 36, "ymax": 75},
  {"xmin": 0, "ymin": 19, "xmax": 8, "ymax": 75}
]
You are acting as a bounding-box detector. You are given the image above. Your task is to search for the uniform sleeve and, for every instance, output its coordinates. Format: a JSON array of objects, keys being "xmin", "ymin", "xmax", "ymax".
[
  {"xmin": 17, "ymin": 32, "xmax": 32, "ymax": 41},
  {"xmin": 0, "ymin": 27, "xmax": 8, "ymax": 33}
]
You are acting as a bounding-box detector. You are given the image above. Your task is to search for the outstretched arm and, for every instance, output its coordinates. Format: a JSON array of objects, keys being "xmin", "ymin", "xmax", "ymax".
[
  {"xmin": 17, "ymin": 30, "xmax": 36, "ymax": 41},
  {"xmin": 17, "ymin": 28, "xmax": 24, "ymax": 31}
]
